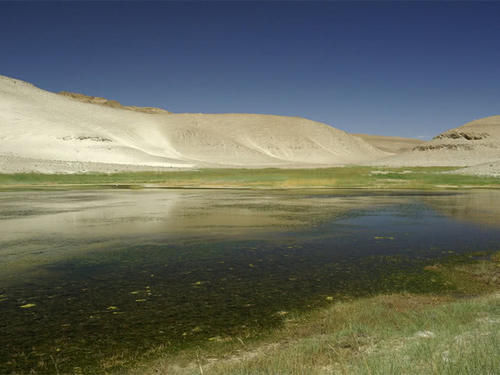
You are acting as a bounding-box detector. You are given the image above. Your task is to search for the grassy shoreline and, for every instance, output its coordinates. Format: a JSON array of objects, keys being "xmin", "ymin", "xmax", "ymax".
[
  {"xmin": 1, "ymin": 167, "xmax": 500, "ymax": 190},
  {"xmin": 126, "ymin": 252, "xmax": 500, "ymax": 375}
]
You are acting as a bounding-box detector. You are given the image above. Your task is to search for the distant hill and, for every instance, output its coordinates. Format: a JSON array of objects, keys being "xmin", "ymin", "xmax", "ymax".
[
  {"xmin": 353, "ymin": 134, "xmax": 425, "ymax": 154},
  {"xmin": 0, "ymin": 75, "xmax": 387, "ymax": 173},
  {"xmin": 371, "ymin": 116, "xmax": 500, "ymax": 167}
]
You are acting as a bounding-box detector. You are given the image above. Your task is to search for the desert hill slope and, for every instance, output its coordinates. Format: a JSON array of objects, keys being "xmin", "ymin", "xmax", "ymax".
[
  {"xmin": 353, "ymin": 134, "xmax": 425, "ymax": 154},
  {"xmin": 0, "ymin": 75, "xmax": 387, "ymax": 173},
  {"xmin": 371, "ymin": 116, "xmax": 500, "ymax": 167}
]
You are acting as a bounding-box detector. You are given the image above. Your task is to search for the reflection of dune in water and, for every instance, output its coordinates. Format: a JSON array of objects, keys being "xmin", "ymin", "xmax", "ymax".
[
  {"xmin": 422, "ymin": 190, "xmax": 500, "ymax": 229},
  {"xmin": 6, "ymin": 189, "xmax": 497, "ymax": 285},
  {"xmin": 0, "ymin": 190, "xmax": 406, "ymax": 282}
]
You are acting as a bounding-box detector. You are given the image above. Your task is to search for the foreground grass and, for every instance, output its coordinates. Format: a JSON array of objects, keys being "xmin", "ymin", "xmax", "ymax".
[
  {"xmin": 1, "ymin": 167, "xmax": 500, "ymax": 190},
  {"xmin": 127, "ymin": 253, "xmax": 500, "ymax": 375}
]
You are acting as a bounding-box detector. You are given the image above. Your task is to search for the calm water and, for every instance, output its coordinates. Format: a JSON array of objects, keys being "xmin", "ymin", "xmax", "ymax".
[{"xmin": 1, "ymin": 189, "xmax": 500, "ymax": 374}]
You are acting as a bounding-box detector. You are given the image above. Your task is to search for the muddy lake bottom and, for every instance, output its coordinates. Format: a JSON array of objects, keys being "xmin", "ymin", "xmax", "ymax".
[{"xmin": 1, "ymin": 189, "xmax": 500, "ymax": 374}]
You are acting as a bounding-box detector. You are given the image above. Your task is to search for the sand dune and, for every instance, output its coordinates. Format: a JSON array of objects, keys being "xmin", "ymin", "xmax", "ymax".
[
  {"xmin": 0, "ymin": 75, "xmax": 387, "ymax": 172},
  {"xmin": 371, "ymin": 116, "xmax": 500, "ymax": 168},
  {"xmin": 353, "ymin": 134, "xmax": 425, "ymax": 154}
]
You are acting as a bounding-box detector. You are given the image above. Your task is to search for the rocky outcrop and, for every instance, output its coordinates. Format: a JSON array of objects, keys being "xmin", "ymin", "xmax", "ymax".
[
  {"xmin": 413, "ymin": 144, "xmax": 474, "ymax": 151},
  {"xmin": 370, "ymin": 115, "xmax": 500, "ymax": 167},
  {"xmin": 433, "ymin": 130, "xmax": 489, "ymax": 141},
  {"xmin": 59, "ymin": 91, "xmax": 170, "ymax": 114}
]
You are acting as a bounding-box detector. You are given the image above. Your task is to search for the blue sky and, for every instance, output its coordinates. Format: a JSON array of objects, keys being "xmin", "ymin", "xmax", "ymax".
[{"xmin": 1, "ymin": 1, "xmax": 499, "ymax": 138}]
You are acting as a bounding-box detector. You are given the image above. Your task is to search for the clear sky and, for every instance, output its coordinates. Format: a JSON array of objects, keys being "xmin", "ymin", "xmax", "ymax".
[{"xmin": 1, "ymin": 1, "xmax": 499, "ymax": 138}]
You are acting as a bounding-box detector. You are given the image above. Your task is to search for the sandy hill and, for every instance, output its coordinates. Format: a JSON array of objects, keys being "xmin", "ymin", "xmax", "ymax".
[
  {"xmin": 371, "ymin": 116, "xmax": 500, "ymax": 167},
  {"xmin": 353, "ymin": 134, "xmax": 425, "ymax": 154},
  {"xmin": 0, "ymin": 75, "xmax": 387, "ymax": 173}
]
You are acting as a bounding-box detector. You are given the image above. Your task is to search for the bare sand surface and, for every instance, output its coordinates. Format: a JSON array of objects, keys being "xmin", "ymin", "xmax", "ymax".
[
  {"xmin": 353, "ymin": 134, "xmax": 425, "ymax": 154},
  {"xmin": 0, "ymin": 75, "xmax": 387, "ymax": 173},
  {"xmin": 0, "ymin": 154, "xmax": 187, "ymax": 174}
]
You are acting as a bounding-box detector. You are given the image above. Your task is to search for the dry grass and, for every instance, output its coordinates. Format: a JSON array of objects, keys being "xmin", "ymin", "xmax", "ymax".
[
  {"xmin": 127, "ymin": 293, "xmax": 500, "ymax": 375},
  {"xmin": 125, "ymin": 253, "xmax": 500, "ymax": 375}
]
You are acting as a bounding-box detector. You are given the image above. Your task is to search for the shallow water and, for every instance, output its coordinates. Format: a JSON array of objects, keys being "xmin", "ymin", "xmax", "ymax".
[{"xmin": 1, "ymin": 189, "xmax": 500, "ymax": 374}]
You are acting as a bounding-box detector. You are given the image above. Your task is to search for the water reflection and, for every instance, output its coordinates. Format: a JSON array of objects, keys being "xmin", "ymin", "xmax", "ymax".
[
  {"xmin": 0, "ymin": 190, "xmax": 418, "ymax": 283},
  {"xmin": 423, "ymin": 190, "xmax": 500, "ymax": 229},
  {"xmin": 1, "ymin": 189, "xmax": 500, "ymax": 374}
]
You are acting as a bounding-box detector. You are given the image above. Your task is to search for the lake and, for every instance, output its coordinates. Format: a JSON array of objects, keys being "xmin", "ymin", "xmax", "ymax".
[{"xmin": 1, "ymin": 189, "xmax": 500, "ymax": 374}]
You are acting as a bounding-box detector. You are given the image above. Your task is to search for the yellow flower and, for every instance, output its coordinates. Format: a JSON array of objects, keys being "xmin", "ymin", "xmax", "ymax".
[{"xmin": 20, "ymin": 303, "xmax": 36, "ymax": 308}]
